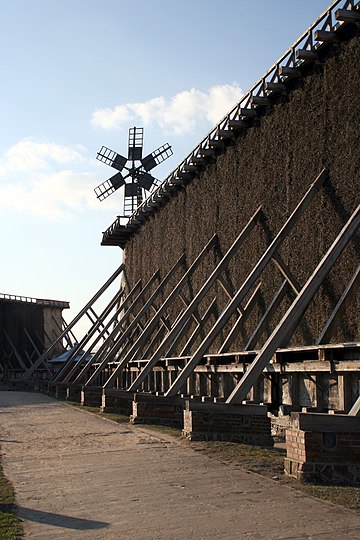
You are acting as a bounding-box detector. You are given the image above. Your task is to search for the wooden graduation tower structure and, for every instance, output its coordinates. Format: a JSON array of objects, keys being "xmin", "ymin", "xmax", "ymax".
[{"xmin": 14, "ymin": 1, "xmax": 360, "ymax": 453}]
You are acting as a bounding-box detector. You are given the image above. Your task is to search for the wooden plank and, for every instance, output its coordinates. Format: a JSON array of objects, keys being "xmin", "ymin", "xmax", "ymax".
[
  {"xmin": 127, "ymin": 207, "xmax": 262, "ymax": 392},
  {"xmin": 227, "ymin": 204, "xmax": 360, "ymax": 404},
  {"xmin": 166, "ymin": 170, "xmax": 328, "ymax": 398}
]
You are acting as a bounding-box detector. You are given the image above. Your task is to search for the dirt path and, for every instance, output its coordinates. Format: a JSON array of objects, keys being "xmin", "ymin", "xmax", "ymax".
[{"xmin": 1, "ymin": 391, "xmax": 360, "ymax": 539}]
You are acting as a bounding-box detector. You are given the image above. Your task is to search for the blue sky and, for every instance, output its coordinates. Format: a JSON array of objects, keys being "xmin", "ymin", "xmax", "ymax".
[{"xmin": 0, "ymin": 0, "xmax": 332, "ymax": 331}]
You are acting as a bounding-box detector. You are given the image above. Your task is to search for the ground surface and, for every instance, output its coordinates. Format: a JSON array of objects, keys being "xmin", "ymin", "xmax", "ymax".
[{"xmin": 1, "ymin": 391, "xmax": 360, "ymax": 539}]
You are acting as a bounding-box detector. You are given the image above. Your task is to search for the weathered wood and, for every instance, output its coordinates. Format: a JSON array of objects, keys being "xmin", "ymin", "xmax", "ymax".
[
  {"xmin": 295, "ymin": 49, "xmax": 317, "ymax": 61},
  {"xmin": 101, "ymin": 235, "xmax": 218, "ymax": 389},
  {"xmin": 23, "ymin": 264, "xmax": 125, "ymax": 378},
  {"xmin": 335, "ymin": 8, "xmax": 360, "ymax": 22},
  {"xmin": 65, "ymin": 280, "xmax": 143, "ymax": 384},
  {"xmin": 316, "ymin": 265, "xmax": 360, "ymax": 345},
  {"xmin": 127, "ymin": 207, "xmax": 262, "ymax": 392},
  {"xmin": 349, "ymin": 395, "xmax": 360, "ymax": 416},
  {"xmin": 84, "ymin": 256, "xmax": 186, "ymax": 386},
  {"xmin": 166, "ymin": 170, "xmax": 328, "ymax": 398},
  {"xmin": 56, "ymin": 287, "xmax": 127, "ymax": 383},
  {"xmin": 218, "ymin": 282, "xmax": 262, "ymax": 354},
  {"xmin": 251, "ymin": 95, "xmax": 271, "ymax": 106},
  {"xmin": 245, "ymin": 280, "xmax": 289, "ymax": 351},
  {"xmin": 227, "ymin": 204, "xmax": 359, "ymax": 404},
  {"xmin": 314, "ymin": 30, "xmax": 338, "ymax": 43},
  {"xmin": 279, "ymin": 66, "xmax": 301, "ymax": 78},
  {"xmin": 265, "ymin": 81, "xmax": 287, "ymax": 92},
  {"xmin": 228, "ymin": 119, "xmax": 247, "ymax": 129},
  {"xmin": 272, "ymin": 253, "xmax": 302, "ymax": 294}
]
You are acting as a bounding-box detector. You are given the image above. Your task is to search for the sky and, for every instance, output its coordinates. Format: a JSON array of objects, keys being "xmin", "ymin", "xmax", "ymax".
[{"xmin": 0, "ymin": 0, "xmax": 333, "ymax": 334}]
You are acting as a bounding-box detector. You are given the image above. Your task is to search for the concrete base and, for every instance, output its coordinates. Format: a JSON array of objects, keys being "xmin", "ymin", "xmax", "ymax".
[
  {"xmin": 285, "ymin": 412, "xmax": 360, "ymax": 485},
  {"xmin": 81, "ymin": 386, "xmax": 103, "ymax": 408},
  {"xmin": 130, "ymin": 394, "xmax": 185, "ymax": 427},
  {"xmin": 101, "ymin": 388, "xmax": 133, "ymax": 415},
  {"xmin": 182, "ymin": 401, "xmax": 273, "ymax": 446}
]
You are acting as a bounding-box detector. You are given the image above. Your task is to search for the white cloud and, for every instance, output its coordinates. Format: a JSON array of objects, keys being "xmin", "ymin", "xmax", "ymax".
[
  {"xmin": 0, "ymin": 169, "xmax": 119, "ymax": 219},
  {"xmin": 0, "ymin": 138, "xmax": 84, "ymax": 176},
  {"xmin": 0, "ymin": 139, "xmax": 119, "ymax": 219},
  {"xmin": 91, "ymin": 83, "xmax": 244, "ymax": 135}
]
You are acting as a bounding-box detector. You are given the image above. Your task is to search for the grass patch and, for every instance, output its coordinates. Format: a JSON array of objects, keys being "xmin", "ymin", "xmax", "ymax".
[
  {"xmin": 192, "ymin": 441, "xmax": 360, "ymax": 512},
  {"xmin": 0, "ymin": 458, "xmax": 23, "ymax": 539}
]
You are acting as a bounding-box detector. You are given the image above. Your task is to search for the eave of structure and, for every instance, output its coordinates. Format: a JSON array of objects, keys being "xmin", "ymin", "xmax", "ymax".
[
  {"xmin": 101, "ymin": 0, "xmax": 360, "ymax": 248},
  {"xmin": 0, "ymin": 293, "xmax": 70, "ymax": 310}
]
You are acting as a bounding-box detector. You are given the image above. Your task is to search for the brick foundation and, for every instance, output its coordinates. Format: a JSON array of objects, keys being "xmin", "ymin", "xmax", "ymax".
[
  {"xmin": 182, "ymin": 401, "xmax": 273, "ymax": 446},
  {"xmin": 66, "ymin": 384, "xmax": 82, "ymax": 402},
  {"xmin": 285, "ymin": 412, "xmax": 360, "ymax": 485},
  {"xmin": 101, "ymin": 388, "xmax": 133, "ymax": 415},
  {"xmin": 130, "ymin": 394, "xmax": 185, "ymax": 427},
  {"xmin": 80, "ymin": 386, "xmax": 103, "ymax": 407}
]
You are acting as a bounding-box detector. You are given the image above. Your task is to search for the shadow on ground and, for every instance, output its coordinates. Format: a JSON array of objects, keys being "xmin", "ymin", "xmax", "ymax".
[{"xmin": 14, "ymin": 506, "xmax": 109, "ymax": 530}]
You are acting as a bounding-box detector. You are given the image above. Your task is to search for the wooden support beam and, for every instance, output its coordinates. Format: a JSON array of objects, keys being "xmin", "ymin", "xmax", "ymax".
[
  {"xmin": 228, "ymin": 119, "xmax": 247, "ymax": 129},
  {"xmin": 265, "ymin": 81, "xmax": 287, "ymax": 93},
  {"xmin": 56, "ymin": 285, "xmax": 135, "ymax": 383},
  {"xmin": 227, "ymin": 204, "xmax": 360, "ymax": 404},
  {"xmin": 101, "ymin": 236, "xmax": 217, "ymax": 389},
  {"xmin": 24, "ymin": 329, "xmax": 52, "ymax": 374},
  {"xmin": 349, "ymin": 395, "xmax": 360, "ymax": 416},
  {"xmin": 217, "ymin": 129, "xmax": 235, "ymax": 139},
  {"xmin": 165, "ymin": 169, "xmax": 328, "ymax": 397},
  {"xmin": 79, "ymin": 264, "xmax": 177, "ymax": 386},
  {"xmin": 279, "ymin": 66, "xmax": 301, "ymax": 79},
  {"xmin": 180, "ymin": 298, "xmax": 217, "ymax": 356},
  {"xmin": 316, "ymin": 265, "xmax": 360, "ymax": 345},
  {"xmin": 218, "ymin": 282, "xmax": 262, "ymax": 354},
  {"xmin": 271, "ymin": 253, "xmax": 302, "ymax": 294},
  {"xmin": 23, "ymin": 264, "xmax": 125, "ymax": 378},
  {"xmin": 127, "ymin": 207, "xmax": 262, "ymax": 392},
  {"xmin": 198, "ymin": 148, "xmax": 215, "ymax": 157},
  {"xmin": 295, "ymin": 49, "xmax": 317, "ymax": 61},
  {"xmin": 314, "ymin": 30, "xmax": 338, "ymax": 43},
  {"xmin": 3, "ymin": 330, "xmax": 27, "ymax": 371},
  {"xmin": 335, "ymin": 8, "xmax": 360, "ymax": 22},
  {"xmin": 245, "ymin": 280, "xmax": 288, "ymax": 351},
  {"xmin": 251, "ymin": 95, "xmax": 271, "ymax": 106},
  {"xmin": 239, "ymin": 108, "xmax": 257, "ymax": 117}
]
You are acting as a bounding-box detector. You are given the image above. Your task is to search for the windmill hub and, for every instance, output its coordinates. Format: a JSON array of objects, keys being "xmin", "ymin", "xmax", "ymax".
[{"xmin": 94, "ymin": 127, "xmax": 173, "ymax": 218}]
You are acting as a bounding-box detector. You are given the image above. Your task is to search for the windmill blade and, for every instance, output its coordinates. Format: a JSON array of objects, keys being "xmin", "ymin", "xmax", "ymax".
[
  {"xmin": 94, "ymin": 172, "xmax": 126, "ymax": 201},
  {"xmin": 137, "ymin": 170, "xmax": 156, "ymax": 191},
  {"xmin": 96, "ymin": 146, "xmax": 127, "ymax": 172},
  {"xmin": 128, "ymin": 127, "xmax": 144, "ymax": 161},
  {"xmin": 141, "ymin": 143, "xmax": 173, "ymax": 172}
]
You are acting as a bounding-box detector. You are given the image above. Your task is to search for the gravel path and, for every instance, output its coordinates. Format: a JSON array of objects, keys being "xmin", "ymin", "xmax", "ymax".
[{"xmin": 1, "ymin": 391, "xmax": 360, "ymax": 539}]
